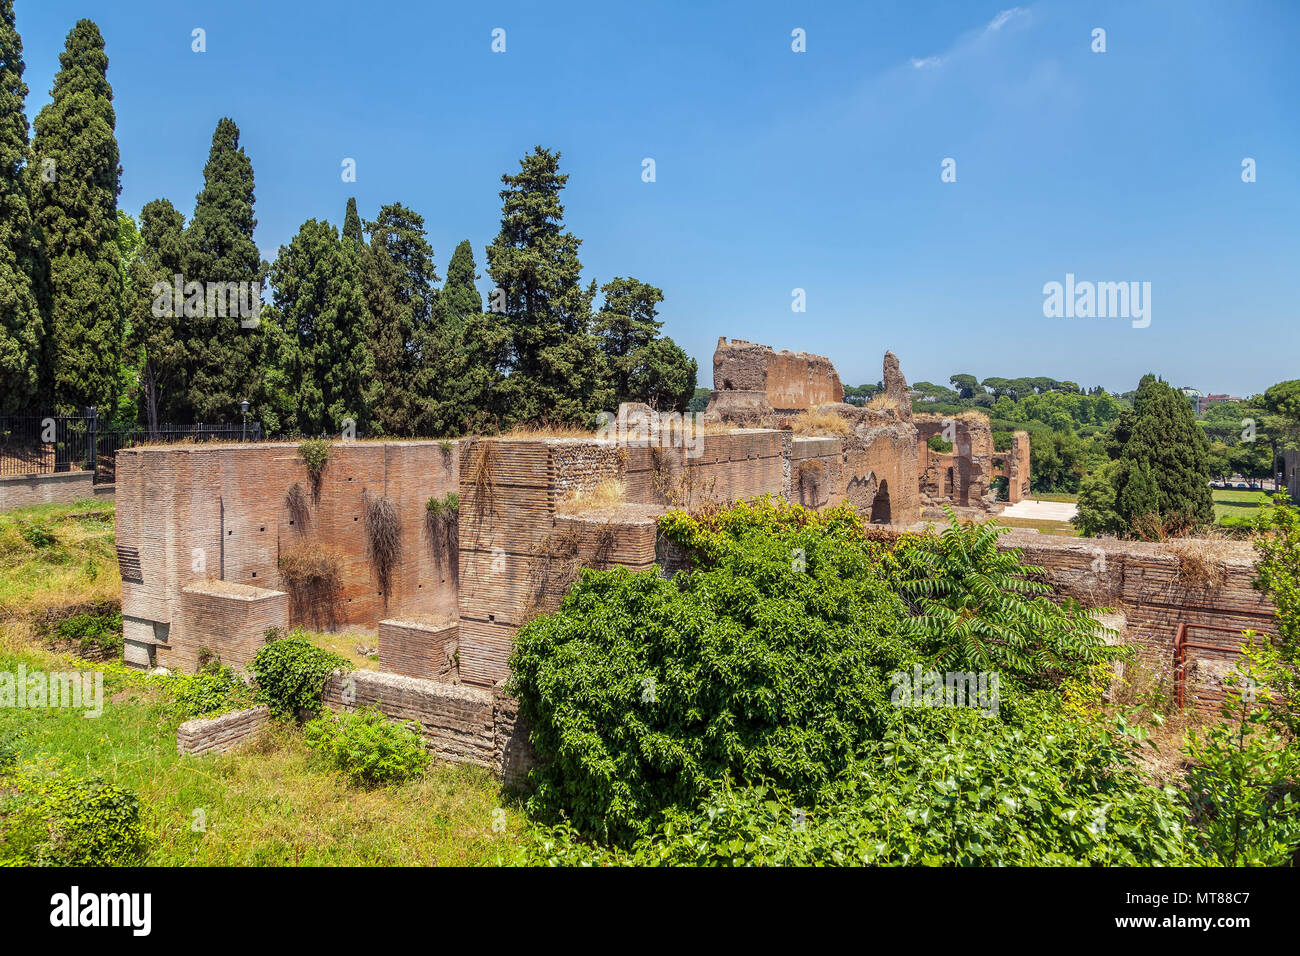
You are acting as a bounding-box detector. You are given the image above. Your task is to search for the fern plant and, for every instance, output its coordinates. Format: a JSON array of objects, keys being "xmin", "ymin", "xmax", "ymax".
[{"xmin": 896, "ymin": 509, "xmax": 1120, "ymax": 687}]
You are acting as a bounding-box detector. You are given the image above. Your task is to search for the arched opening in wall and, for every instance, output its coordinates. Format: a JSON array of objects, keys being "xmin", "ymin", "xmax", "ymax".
[{"xmin": 870, "ymin": 480, "xmax": 891, "ymax": 524}]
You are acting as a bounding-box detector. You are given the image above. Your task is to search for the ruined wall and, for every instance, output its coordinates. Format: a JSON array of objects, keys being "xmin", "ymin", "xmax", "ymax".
[
  {"xmin": 915, "ymin": 412, "xmax": 994, "ymax": 508},
  {"xmin": 115, "ymin": 441, "xmax": 459, "ymax": 671},
  {"xmin": 379, "ymin": 618, "xmax": 458, "ymax": 681},
  {"xmin": 991, "ymin": 431, "xmax": 1032, "ymax": 503},
  {"xmin": 0, "ymin": 472, "xmax": 96, "ymax": 512},
  {"xmin": 710, "ymin": 337, "xmax": 843, "ymax": 412},
  {"xmin": 171, "ymin": 581, "xmax": 288, "ymax": 672}
]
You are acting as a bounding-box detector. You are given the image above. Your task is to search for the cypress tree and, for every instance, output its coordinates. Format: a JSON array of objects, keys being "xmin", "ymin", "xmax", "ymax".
[
  {"xmin": 1115, "ymin": 374, "xmax": 1214, "ymax": 534},
  {"xmin": 269, "ymin": 219, "xmax": 369, "ymax": 434},
  {"xmin": 180, "ymin": 117, "xmax": 263, "ymax": 422},
  {"xmin": 127, "ymin": 199, "xmax": 186, "ymax": 433},
  {"xmin": 431, "ymin": 239, "xmax": 509, "ymax": 434},
  {"xmin": 342, "ymin": 196, "xmax": 363, "ymax": 244},
  {"xmin": 485, "ymin": 146, "xmax": 606, "ymax": 425},
  {"xmin": 30, "ymin": 18, "xmax": 122, "ymax": 413},
  {"xmin": 0, "ymin": 0, "xmax": 42, "ymax": 411},
  {"xmin": 362, "ymin": 203, "xmax": 437, "ymax": 435}
]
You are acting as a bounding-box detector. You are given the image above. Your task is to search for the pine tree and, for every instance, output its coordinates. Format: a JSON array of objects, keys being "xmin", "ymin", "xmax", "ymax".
[
  {"xmin": 127, "ymin": 199, "xmax": 186, "ymax": 433},
  {"xmin": 485, "ymin": 147, "xmax": 606, "ymax": 425},
  {"xmin": 593, "ymin": 277, "xmax": 697, "ymax": 410},
  {"xmin": 342, "ymin": 197, "xmax": 363, "ymax": 244},
  {"xmin": 180, "ymin": 117, "xmax": 264, "ymax": 422},
  {"xmin": 0, "ymin": 0, "xmax": 42, "ymax": 411},
  {"xmin": 30, "ymin": 18, "xmax": 122, "ymax": 413},
  {"xmin": 441, "ymin": 239, "xmax": 482, "ymax": 320},
  {"xmin": 362, "ymin": 203, "xmax": 437, "ymax": 435},
  {"xmin": 269, "ymin": 219, "xmax": 369, "ymax": 434}
]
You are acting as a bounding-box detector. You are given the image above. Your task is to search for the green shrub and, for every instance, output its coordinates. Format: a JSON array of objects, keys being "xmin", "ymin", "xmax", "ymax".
[
  {"xmin": 0, "ymin": 767, "xmax": 149, "ymax": 866},
  {"xmin": 17, "ymin": 523, "xmax": 56, "ymax": 549},
  {"xmin": 54, "ymin": 609, "xmax": 123, "ymax": 657},
  {"xmin": 298, "ymin": 439, "xmax": 331, "ymax": 497},
  {"xmin": 304, "ymin": 707, "xmax": 428, "ymax": 786},
  {"xmin": 155, "ymin": 664, "xmax": 256, "ymax": 720},
  {"xmin": 249, "ymin": 632, "xmax": 349, "ymax": 720},
  {"xmin": 514, "ymin": 705, "xmax": 1201, "ymax": 867},
  {"xmin": 892, "ymin": 509, "xmax": 1122, "ymax": 687},
  {"xmin": 511, "ymin": 498, "xmax": 912, "ymax": 844}
]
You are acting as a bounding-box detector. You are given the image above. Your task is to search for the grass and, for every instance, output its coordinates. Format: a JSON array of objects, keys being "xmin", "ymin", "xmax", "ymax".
[
  {"xmin": 788, "ymin": 408, "xmax": 852, "ymax": 437},
  {"xmin": 0, "ymin": 498, "xmax": 119, "ymax": 651},
  {"xmin": 0, "ymin": 500, "xmax": 532, "ymax": 865},
  {"xmin": 1212, "ymin": 488, "xmax": 1268, "ymax": 524},
  {"xmin": 0, "ymin": 646, "xmax": 528, "ymax": 865},
  {"xmin": 556, "ymin": 478, "xmax": 626, "ymax": 514},
  {"xmin": 994, "ymin": 516, "xmax": 1081, "ymax": 537},
  {"xmin": 1024, "ymin": 491, "xmax": 1078, "ymax": 503}
]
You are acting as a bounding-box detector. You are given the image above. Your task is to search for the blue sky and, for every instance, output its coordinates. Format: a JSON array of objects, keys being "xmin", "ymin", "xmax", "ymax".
[{"xmin": 14, "ymin": 0, "xmax": 1299, "ymax": 396}]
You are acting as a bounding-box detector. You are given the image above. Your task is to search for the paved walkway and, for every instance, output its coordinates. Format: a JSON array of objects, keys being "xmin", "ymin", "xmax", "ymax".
[{"xmin": 1000, "ymin": 499, "xmax": 1078, "ymax": 521}]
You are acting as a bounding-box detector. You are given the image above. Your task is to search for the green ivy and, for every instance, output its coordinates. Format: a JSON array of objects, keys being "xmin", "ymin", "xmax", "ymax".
[
  {"xmin": 249, "ymin": 631, "xmax": 349, "ymax": 720},
  {"xmin": 0, "ymin": 765, "xmax": 149, "ymax": 866}
]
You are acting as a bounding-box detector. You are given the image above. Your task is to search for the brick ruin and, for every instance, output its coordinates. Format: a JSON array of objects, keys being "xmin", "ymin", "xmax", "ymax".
[{"xmin": 114, "ymin": 336, "xmax": 1276, "ymax": 772}]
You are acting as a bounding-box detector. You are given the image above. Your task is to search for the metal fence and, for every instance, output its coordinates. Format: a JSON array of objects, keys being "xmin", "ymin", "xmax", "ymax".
[{"xmin": 0, "ymin": 409, "xmax": 262, "ymax": 484}]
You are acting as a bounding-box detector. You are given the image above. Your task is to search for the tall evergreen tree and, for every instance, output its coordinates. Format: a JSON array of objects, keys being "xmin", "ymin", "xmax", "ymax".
[
  {"xmin": 1115, "ymin": 374, "xmax": 1215, "ymax": 534},
  {"xmin": 30, "ymin": 18, "xmax": 122, "ymax": 413},
  {"xmin": 424, "ymin": 239, "xmax": 510, "ymax": 434},
  {"xmin": 128, "ymin": 199, "xmax": 186, "ymax": 433},
  {"xmin": 593, "ymin": 276, "xmax": 697, "ymax": 410},
  {"xmin": 342, "ymin": 196, "xmax": 363, "ymax": 244},
  {"xmin": 361, "ymin": 203, "xmax": 437, "ymax": 435},
  {"xmin": 180, "ymin": 117, "xmax": 263, "ymax": 422},
  {"xmin": 269, "ymin": 219, "xmax": 369, "ymax": 434},
  {"xmin": 0, "ymin": 0, "xmax": 42, "ymax": 411},
  {"xmin": 485, "ymin": 146, "xmax": 606, "ymax": 425}
]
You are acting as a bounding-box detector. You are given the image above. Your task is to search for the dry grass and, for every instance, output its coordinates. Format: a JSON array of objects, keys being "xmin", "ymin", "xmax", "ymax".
[
  {"xmin": 866, "ymin": 393, "xmax": 899, "ymax": 411},
  {"xmin": 1166, "ymin": 541, "xmax": 1229, "ymax": 590},
  {"xmin": 498, "ymin": 422, "xmax": 596, "ymax": 439},
  {"xmin": 363, "ymin": 492, "xmax": 402, "ymax": 599},
  {"xmin": 278, "ymin": 544, "xmax": 344, "ymax": 629},
  {"xmin": 556, "ymin": 478, "xmax": 626, "ymax": 515},
  {"xmin": 789, "ymin": 408, "xmax": 852, "ymax": 437}
]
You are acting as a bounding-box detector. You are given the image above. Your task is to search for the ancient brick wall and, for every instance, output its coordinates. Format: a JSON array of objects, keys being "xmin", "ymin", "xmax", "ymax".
[
  {"xmin": 169, "ymin": 581, "xmax": 288, "ymax": 671},
  {"xmin": 710, "ymin": 337, "xmax": 843, "ymax": 412},
  {"xmin": 321, "ymin": 670, "xmax": 536, "ymax": 785},
  {"xmin": 176, "ymin": 706, "xmax": 270, "ymax": 756},
  {"xmin": 379, "ymin": 618, "xmax": 458, "ymax": 681},
  {"xmin": 991, "ymin": 431, "xmax": 1032, "ymax": 503},
  {"xmin": 0, "ymin": 472, "xmax": 96, "ymax": 512},
  {"xmin": 915, "ymin": 412, "xmax": 994, "ymax": 508},
  {"xmin": 116, "ymin": 441, "xmax": 459, "ymax": 671}
]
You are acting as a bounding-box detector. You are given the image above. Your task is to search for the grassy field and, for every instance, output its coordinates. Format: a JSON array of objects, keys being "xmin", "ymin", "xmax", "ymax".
[
  {"xmin": 1213, "ymin": 487, "xmax": 1269, "ymax": 524},
  {"xmin": 0, "ymin": 500, "xmax": 529, "ymax": 865}
]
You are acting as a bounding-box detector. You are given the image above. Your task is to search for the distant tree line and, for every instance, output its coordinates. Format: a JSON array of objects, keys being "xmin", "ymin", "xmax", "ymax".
[{"xmin": 0, "ymin": 11, "xmax": 696, "ymax": 434}]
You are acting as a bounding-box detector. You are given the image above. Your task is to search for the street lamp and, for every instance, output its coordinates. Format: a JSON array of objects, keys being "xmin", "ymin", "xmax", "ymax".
[{"xmin": 240, "ymin": 400, "xmax": 250, "ymax": 441}]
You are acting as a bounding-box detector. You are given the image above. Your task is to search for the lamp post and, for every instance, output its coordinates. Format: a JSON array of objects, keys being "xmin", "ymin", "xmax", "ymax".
[{"xmin": 240, "ymin": 400, "xmax": 250, "ymax": 442}]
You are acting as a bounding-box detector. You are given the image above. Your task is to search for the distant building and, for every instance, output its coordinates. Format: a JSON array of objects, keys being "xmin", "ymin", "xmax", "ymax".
[{"xmin": 1180, "ymin": 387, "xmax": 1241, "ymax": 415}]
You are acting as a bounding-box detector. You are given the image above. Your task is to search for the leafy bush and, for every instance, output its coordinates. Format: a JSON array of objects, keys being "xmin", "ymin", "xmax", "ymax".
[
  {"xmin": 53, "ymin": 608, "xmax": 123, "ymax": 657},
  {"xmin": 249, "ymin": 632, "xmax": 349, "ymax": 720},
  {"xmin": 1182, "ymin": 640, "xmax": 1300, "ymax": 865},
  {"xmin": 304, "ymin": 707, "xmax": 428, "ymax": 786},
  {"xmin": 298, "ymin": 438, "xmax": 331, "ymax": 497},
  {"xmin": 155, "ymin": 663, "xmax": 256, "ymax": 720},
  {"xmin": 0, "ymin": 766, "xmax": 149, "ymax": 866},
  {"xmin": 892, "ymin": 510, "xmax": 1121, "ymax": 687},
  {"xmin": 17, "ymin": 522, "xmax": 56, "ymax": 549},
  {"xmin": 513, "ymin": 705, "xmax": 1201, "ymax": 867},
  {"xmin": 511, "ymin": 498, "xmax": 912, "ymax": 843}
]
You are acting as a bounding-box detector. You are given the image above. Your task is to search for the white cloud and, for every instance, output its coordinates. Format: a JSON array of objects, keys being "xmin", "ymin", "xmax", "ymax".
[
  {"xmin": 985, "ymin": 7, "xmax": 1030, "ymax": 33},
  {"xmin": 910, "ymin": 56, "xmax": 943, "ymax": 69}
]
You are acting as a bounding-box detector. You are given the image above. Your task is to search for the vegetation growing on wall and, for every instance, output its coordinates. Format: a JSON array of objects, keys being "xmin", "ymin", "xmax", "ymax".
[
  {"xmin": 298, "ymin": 439, "xmax": 331, "ymax": 500},
  {"xmin": 363, "ymin": 492, "xmax": 401, "ymax": 599},
  {"xmin": 278, "ymin": 545, "xmax": 343, "ymax": 629}
]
